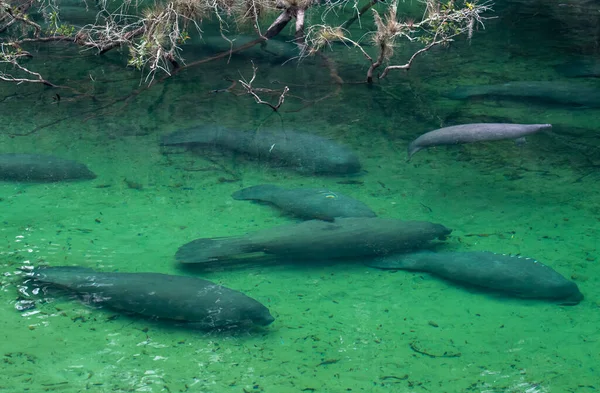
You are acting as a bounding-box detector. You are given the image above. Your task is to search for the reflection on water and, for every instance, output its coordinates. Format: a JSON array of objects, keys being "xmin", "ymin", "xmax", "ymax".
[{"xmin": 1, "ymin": 2, "xmax": 599, "ymax": 392}]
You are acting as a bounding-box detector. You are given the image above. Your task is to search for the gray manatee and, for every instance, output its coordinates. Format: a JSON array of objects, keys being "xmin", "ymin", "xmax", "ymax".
[
  {"xmin": 28, "ymin": 267, "xmax": 274, "ymax": 329},
  {"xmin": 232, "ymin": 184, "xmax": 376, "ymax": 221},
  {"xmin": 176, "ymin": 217, "xmax": 451, "ymax": 264},
  {"xmin": 447, "ymin": 81, "xmax": 600, "ymax": 107},
  {"xmin": 0, "ymin": 154, "xmax": 96, "ymax": 182},
  {"xmin": 407, "ymin": 123, "xmax": 551, "ymax": 160},
  {"xmin": 556, "ymin": 59, "xmax": 600, "ymax": 78},
  {"xmin": 161, "ymin": 126, "xmax": 361, "ymax": 175},
  {"xmin": 366, "ymin": 251, "xmax": 583, "ymax": 304}
]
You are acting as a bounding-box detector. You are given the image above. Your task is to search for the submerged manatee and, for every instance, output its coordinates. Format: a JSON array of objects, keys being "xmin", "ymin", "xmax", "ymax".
[
  {"xmin": 176, "ymin": 217, "xmax": 451, "ymax": 264},
  {"xmin": 232, "ymin": 184, "xmax": 376, "ymax": 221},
  {"xmin": 161, "ymin": 126, "xmax": 361, "ymax": 174},
  {"xmin": 0, "ymin": 154, "xmax": 96, "ymax": 182},
  {"xmin": 28, "ymin": 267, "xmax": 274, "ymax": 329},
  {"xmin": 556, "ymin": 59, "xmax": 600, "ymax": 78},
  {"xmin": 366, "ymin": 251, "xmax": 583, "ymax": 304},
  {"xmin": 407, "ymin": 123, "xmax": 551, "ymax": 160},
  {"xmin": 200, "ymin": 35, "xmax": 298, "ymax": 60},
  {"xmin": 447, "ymin": 81, "xmax": 600, "ymax": 107}
]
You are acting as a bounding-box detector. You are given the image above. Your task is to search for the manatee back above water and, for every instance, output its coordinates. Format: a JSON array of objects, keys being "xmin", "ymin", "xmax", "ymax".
[
  {"xmin": 161, "ymin": 126, "xmax": 361, "ymax": 174},
  {"xmin": 0, "ymin": 154, "xmax": 96, "ymax": 182},
  {"xmin": 232, "ymin": 184, "xmax": 376, "ymax": 221},
  {"xmin": 366, "ymin": 251, "xmax": 583, "ymax": 304},
  {"xmin": 29, "ymin": 267, "xmax": 274, "ymax": 329}
]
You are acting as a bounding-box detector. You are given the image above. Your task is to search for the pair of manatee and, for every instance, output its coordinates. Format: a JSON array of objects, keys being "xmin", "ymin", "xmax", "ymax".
[
  {"xmin": 413, "ymin": 80, "xmax": 600, "ymax": 158},
  {"xmin": 2, "ymin": 125, "xmax": 361, "ymax": 183},
  {"xmin": 411, "ymin": 78, "xmax": 600, "ymax": 160}
]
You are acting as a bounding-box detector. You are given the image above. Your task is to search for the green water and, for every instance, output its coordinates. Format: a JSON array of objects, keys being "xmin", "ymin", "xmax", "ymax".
[{"xmin": 1, "ymin": 1, "xmax": 599, "ymax": 392}]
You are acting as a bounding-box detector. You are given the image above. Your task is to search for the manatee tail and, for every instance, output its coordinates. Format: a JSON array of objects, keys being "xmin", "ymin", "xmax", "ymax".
[
  {"xmin": 175, "ymin": 236, "xmax": 258, "ymax": 264},
  {"xmin": 364, "ymin": 250, "xmax": 434, "ymax": 270},
  {"xmin": 406, "ymin": 142, "xmax": 422, "ymax": 162},
  {"xmin": 232, "ymin": 184, "xmax": 280, "ymax": 201}
]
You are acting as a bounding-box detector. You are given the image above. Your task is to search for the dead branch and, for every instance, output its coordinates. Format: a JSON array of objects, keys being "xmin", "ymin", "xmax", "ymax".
[
  {"xmin": 1, "ymin": 0, "xmax": 494, "ymax": 99},
  {"xmin": 303, "ymin": 1, "xmax": 492, "ymax": 83},
  {"xmin": 210, "ymin": 77, "xmax": 237, "ymax": 93},
  {"xmin": 264, "ymin": 7, "xmax": 295, "ymax": 39},
  {"xmin": 0, "ymin": 67, "xmax": 55, "ymax": 86},
  {"xmin": 167, "ymin": 7, "xmax": 295, "ymax": 79},
  {"xmin": 379, "ymin": 41, "xmax": 438, "ymax": 79},
  {"xmin": 3, "ymin": 3, "xmax": 41, "ymax": 37},
  {"xmin": 294, "ymin": 7, "xmax": 307, "ymax": 50},
  {"xmin": 340, "ymin": 0, "xmax": 379, "ymax": 30},
  {"xmin": 239, "ymin": 61, "xmax": 289, "ymax": 111}
]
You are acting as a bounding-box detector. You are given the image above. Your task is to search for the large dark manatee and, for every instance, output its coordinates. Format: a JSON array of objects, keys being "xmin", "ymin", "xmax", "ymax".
[
  {"xmin": 0, "ymin": 154, "xmax": 96, "ymax": 182},
  {"xmin": 366, "ymin": 251, "xmax": 583, "ymax": 304},
  {"xmin": 161, "ymin": 126, "xmax": 361, "ymax": 174},
  {"xmin": 555, "ymin": 59, "xmax": 600, "ymax": 78},
  {"xmin": 232, "ymin": 184, "xmax": 376, "ymax": 221},
  {"xmin": 447, "ymin": 81, "xmax": 600, "ymax": 107},
  {"xmin": 176, "ymin": 217, "xmax": 451, "ymax": 264},
  {"xmin": 407, "ymin": 123, "xmax": 551, "ymax": 160},
  {"xmin": 28, "ymin": 267, "xmax": 274, "ymax": 329}
]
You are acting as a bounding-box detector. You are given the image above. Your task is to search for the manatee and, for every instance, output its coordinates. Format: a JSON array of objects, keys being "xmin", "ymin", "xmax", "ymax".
[
  {"xmin": 161, "ymin": 126, "xmax": 361, "ymax": 174},
  {"xmin": 232, "ymin": 184, "xmax": 376, "ymax": 221},
  {"xmin": 555, "ymin": 59, "xmax": 600, "ymax": 78},
  {"xmin": 0, "ymin": 154, "xmax": 96, "ymax": 182},
  {"xmin": 200, "ymin": 35, "xmax": 298, "ymax": 59},
  {"xmin": 447, "ymin": 81, "xmax": 600, "ymax": 107},
  {"xmin": 176, "ymin": 217, "xmax": 451, "ymax": 264},
  {"xmin": 407, "ymin": 123, "xmax": 551, "ymax": 160},
  {"xmin": 27, "ymin": 267, "xmax": 274, "ymax": 329},
  {"xmin": 365, "ymin": 251, "xmax": 583, "ymax": 304}
]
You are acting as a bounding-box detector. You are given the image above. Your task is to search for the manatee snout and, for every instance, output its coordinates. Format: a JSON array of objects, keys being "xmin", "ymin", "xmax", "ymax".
[
  {"xmin": 236, "ymin": 300, "xmax": 275, "ymax": 327},
  {"xmin": 434, "ymin": 224, "xmax": 452, "ymax": 240},
  {"xmin": 256, "ymin": 311, "xmax": 275, "ymax": 326}
]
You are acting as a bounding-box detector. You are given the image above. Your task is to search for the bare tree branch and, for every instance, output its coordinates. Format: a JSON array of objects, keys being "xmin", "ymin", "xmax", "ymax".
[
  {"xmin": 304, "ymin": 0, "xmax": 493, "ymax": 83},
  {"xmin": 0, "ymin": 0, "xmax": 493, "ymax": 91},
  {"xmin": 239, "ymin": 61, "xmax": 289, "ymax": 111},
  {"xmin": 379, "ymin": 41, "xmax": 438, "ymax": 79}
]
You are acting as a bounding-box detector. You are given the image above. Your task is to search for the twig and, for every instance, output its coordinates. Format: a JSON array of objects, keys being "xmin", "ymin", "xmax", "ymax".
[
  {"xmin": 239, "ymin": 61, "xmax": 289, "ymax": 111},
  {"xmin": 4, "ymin": 6, "xmax": 42, "ymax": 37},
  {"xmin": 210, "ymin": 78, "xmax": 237, "ymax": 94},
  {"xmin": 341, "ymin": 0, "xmax": 379, "ymax": 30},
  {"xmin": 379, "ymin": 41, "xmax": 438, "ymax": 79}
]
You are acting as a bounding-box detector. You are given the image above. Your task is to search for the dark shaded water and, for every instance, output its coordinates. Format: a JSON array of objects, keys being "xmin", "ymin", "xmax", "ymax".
[{"xmin": 1, "ymin": 1, "xmax": 599, "ymax": 392}]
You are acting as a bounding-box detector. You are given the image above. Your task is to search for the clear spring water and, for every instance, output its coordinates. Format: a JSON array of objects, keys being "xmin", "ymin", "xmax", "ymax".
[{"xmin": 1, "ymin": 1, "xmax": 599, "ymax": 392}]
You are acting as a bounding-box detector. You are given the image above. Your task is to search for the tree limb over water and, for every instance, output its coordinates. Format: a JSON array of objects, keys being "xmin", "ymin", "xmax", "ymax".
[{"xmin": 1, "ymin": 0, "xmax": 492, "ymax": 89}]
